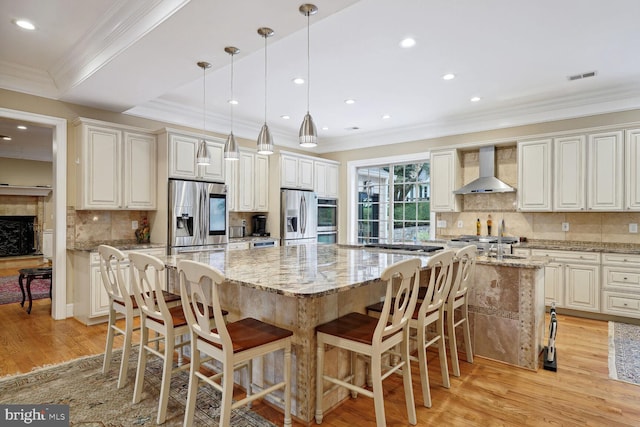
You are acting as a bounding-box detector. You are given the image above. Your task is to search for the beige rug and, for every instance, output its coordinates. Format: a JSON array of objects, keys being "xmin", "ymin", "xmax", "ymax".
[
  {"xmin": 0, "ymin": 351, "xmax": 276, "ymax": 426},
  {"xmin": 608, "ymin": 321, "xmax": 640, "ymax": 385}
]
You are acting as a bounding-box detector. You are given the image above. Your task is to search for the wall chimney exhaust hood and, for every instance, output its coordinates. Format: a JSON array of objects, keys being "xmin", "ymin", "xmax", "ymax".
[{"xmin": 453, "ymin": 146, "xmax": 515, "ymax": 194}]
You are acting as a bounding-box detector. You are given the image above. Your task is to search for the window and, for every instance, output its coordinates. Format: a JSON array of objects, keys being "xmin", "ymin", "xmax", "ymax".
[{"xmin": 356, "ymin": 161, "xmax": 430, "ymax": 244}]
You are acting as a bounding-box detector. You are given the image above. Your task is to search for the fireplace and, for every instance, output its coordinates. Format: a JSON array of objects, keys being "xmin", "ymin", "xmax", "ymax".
[{"xmin": 0, "ymin": 216, "xmax": 36, "ymax": 257}]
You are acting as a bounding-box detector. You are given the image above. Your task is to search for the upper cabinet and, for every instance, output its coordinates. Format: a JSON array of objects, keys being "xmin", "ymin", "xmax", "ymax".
[
  {"xmin": 554, "ymin": 135, "xmax": 586, "ymax": 211},
  {"xmin": 280, "ymin": 153, "xmax": 314, "ymax": 190},
  {"xmin": 226, "ymin": 149, "xmax": 269, "ymax": 212},
  {"xmin": 74, "ymin": 119, "xmax": 157, "ymax": 210},
  {"xmin": 314, "ymin": 160, "xmax": 339, "ymax": 198},
  {"xmin": 626, "ymin": 129, "xmax": 640, "ymax": 210},
  {"xmin": 168, "ymin": 133, "xmax": 224, "ymax": 182},
  {"xmin": 587, "ymin": 131, "xmax": 624, "ymax": 211},
  {"xmin": 518, "ymin": 139, "xmax": 552, "ymax": 211},
  {"xmin": 430, "ymin": 149, "xmax": 462, "ymax": 212}
]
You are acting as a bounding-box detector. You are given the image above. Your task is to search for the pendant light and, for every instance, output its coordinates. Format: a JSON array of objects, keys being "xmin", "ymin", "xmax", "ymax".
[
  {"xmin": 298, "ymin": 3, "xmax": 318, "ymax": 148},
  {"xmin": 196, "ymin": 61, "xmax": 211, "ymax": 165},
  {"xmin": 256, "ymin": 27, "xmax": 275, "ymax": 155},
  {"xmin": 224, "ymin": 46, "xmax": 240, "ymax": 161}
]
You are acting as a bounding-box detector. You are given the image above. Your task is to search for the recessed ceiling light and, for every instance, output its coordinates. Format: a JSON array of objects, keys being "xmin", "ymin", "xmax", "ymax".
[
  {"xmin": 14, "ymin": 19, "xmax": 35, "ymax": 30},
  {"xmin": 1, "ymin": 135, "xmax": 12, "ymax": 141},
  {"xmin": 382, "ymin": 114, "xmax": 391, "ymax": 119},
  {"xmin": 17, "ymin": 125, "xmax": 27, "ymax": 130},
  {"xmin": 344, "ymin": 99, "xmax": 356, "ymax": 105},
  {"xmin": 280, "ymin": 115, "xmax": 290, "ymax": 120},
  {"xmin": 442, "ymin": 73, "xmax": 456, "ymax": 80},
  {"xmin": 322, "ymin": 126, "xmax": 329, "ymax": 131},
  {"xmin": 400, "ymin": 38, "xmax": 416, "ymax": 48},
  {"xmin": 470, "ymin": 96, "xmax": 481, "ymax": 102},
  {"xmin": 292, "ymin": 77, "xmax": 305, "ymax": 85},
  {"xmin": 228, "ymin": 99, "xmax": 238, "ymax": 105}
]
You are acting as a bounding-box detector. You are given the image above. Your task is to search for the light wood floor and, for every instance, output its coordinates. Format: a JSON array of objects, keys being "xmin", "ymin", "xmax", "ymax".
[{"xmin": 1, "ymin": 268, "xmax": 639, "ymax": 425}]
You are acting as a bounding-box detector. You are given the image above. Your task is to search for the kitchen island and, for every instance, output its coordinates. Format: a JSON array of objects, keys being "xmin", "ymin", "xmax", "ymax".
[{"xmin": 161, "ymin": 244, "xmax": 546, "ymax": 423}]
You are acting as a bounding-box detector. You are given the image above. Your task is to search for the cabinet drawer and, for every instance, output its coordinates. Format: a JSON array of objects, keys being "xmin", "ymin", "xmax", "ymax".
[
  {"xmin": 512, "ymin": 248, "xmax": 531, "ymax": 258},
  {"xmin": 602, "ymin": 252, "xmax": 640, "ymax": 266},
  {"xmin": 603, "ymin": 292, "xmax": 640, "ymax": 319},
  {"xmin": 603, "ymin": 266, "xmax": 640, "ymax": 289},
  {"xmin": 530, "ymin": 249, "xmax": 600, "ymax": 264},
  {"xmin": 228, "ymin": 242, "xmax": 250, "ymax": 251}
]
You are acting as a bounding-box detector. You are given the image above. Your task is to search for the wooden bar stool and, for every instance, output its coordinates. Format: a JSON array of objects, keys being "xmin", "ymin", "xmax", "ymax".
[{"xmin": 316, "ymin": 258, "xmax": 422, "ymax": 427}]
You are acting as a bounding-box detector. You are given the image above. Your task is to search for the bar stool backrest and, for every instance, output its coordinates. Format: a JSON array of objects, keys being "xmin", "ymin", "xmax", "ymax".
[
  {"xmin": 98, "ymin": 245, "xmax": 129, "ymax": 306},
  {"xmin": 129, "ymin": 252, "xmax": 170, "ymax": 325}
]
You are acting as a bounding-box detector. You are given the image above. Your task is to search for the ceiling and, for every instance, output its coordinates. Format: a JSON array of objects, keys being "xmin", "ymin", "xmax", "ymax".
[{"xmin": 2, "ymin": 0, "xmax": 640, "ymax": 162}]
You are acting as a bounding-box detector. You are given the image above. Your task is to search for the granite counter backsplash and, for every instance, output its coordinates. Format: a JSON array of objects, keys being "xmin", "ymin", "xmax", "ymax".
[
  {"xmin": 514, "ymin": 239, "xmax": 640, "ymax": 254},
  {"xmin": 68, "ymin": 240, "xmax": 166, "ymax": 252}
]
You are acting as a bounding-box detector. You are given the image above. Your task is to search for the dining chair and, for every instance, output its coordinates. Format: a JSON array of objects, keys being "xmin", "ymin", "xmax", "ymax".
[
  {"xmin": 178, "ymin": 259, "xmax": 293, "ymax": 427},
  {"xmin": 445, "ymin": 244, "xmax": 477, "ymax": 377},
  {"xmin": 98, "ymin": 244, "xmax": 138, "ymax": 389},
  {"xmin": 129, "ymin": 251, "xmax": 202, "ymax": 424},
  {"xmin": 315, "ymin": 257, "xmax": 422, "ymax": 427}
]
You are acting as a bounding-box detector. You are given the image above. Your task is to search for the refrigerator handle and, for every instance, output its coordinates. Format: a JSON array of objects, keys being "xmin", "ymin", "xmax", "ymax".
[
  {"xmin": 200, "ymin": 185, "xmax": 207, "ymax": 242},
  {"xmin": 300, "ymin": 194, "xmax": 307, "ymax": 235}
]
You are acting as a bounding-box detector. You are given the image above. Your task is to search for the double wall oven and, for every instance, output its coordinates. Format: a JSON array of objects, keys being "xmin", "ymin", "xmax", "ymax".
[{"xmin": 317, "ymin": 198, "xmax": 337, "ymax": 244}]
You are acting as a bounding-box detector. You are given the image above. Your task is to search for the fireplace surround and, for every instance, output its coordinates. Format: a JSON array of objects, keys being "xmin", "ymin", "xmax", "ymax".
[{"xmin": 0, "ymin": 216, "xmax": 36, "ymax": 257}]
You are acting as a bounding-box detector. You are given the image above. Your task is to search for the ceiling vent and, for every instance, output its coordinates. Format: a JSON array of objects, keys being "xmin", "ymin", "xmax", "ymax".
[{"xmin": 568, "ymin": 71, "xmax": 597, "ymax": 81}]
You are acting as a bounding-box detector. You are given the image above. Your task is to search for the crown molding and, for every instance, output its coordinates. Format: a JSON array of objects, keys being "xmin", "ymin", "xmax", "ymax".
[{"xmin": 0, "ymin": 60, "xmax": 59, "ymax": 99}]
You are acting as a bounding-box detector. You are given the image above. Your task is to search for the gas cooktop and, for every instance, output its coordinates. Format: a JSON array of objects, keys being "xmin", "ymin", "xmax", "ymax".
[{"xmin": 364, "ymin": 243, "xmax": 444, "ymax": 253}]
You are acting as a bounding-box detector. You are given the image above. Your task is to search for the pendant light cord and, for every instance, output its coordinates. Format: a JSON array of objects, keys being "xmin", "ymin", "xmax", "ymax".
[
  {"xmin": 264, "ymin": 34, "xmax": 268, "ymax": 123},
  {"xmin": 202, "ymin": 66, "xmax": 206, "ymax": 136},
  {"xmin": 230, "ymin": 53, "xmax": 235, "ymax": 133},
  {"xmin": 306, "ymin": 11, "xmax": 311, "ymax": 113}
]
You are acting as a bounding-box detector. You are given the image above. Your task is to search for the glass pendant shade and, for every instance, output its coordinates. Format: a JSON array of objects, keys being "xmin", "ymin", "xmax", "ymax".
[
  {"xmin": 224, "ymin": 132, "xmax": 239, "ymax": 160},
  {"xmin": 299, "ymin": 112, "xmax": 317, "ymax": 147},
  {"xmin": 196, "ymin": 138, "xmax": 210, "ymax": 165},
  {"xmin": 257, "ymin": 123, "xmax": 274, "ymax": 154}
]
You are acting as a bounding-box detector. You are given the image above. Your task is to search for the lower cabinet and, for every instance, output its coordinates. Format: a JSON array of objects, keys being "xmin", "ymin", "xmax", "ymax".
[
  {"xmin": 602, "ymin": 252, "xmax": 640, "ymax": 319},
  {"xmin": 73, "ymin": 247, "xmax": 166, "ymax": 325},
  {"xmin": 531, "ymin": 249, "xmax": 601, "ymax": 312}
]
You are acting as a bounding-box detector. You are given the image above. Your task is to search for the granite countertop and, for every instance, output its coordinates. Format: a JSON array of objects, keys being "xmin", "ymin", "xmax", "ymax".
[
  {"xmin": 68, "ymin": 240, "xmax": 166, "ymax": 252},
  {"xmin": 159, "ymin": 243, "xmax": 544, "ymax": 298},
  {"xmin": 513, "ymin": 239, "xmax": 640, "ymax": 255},
  {"xmin": 229, "ymin": 236, "xmax": 278, "ymax": 243}
]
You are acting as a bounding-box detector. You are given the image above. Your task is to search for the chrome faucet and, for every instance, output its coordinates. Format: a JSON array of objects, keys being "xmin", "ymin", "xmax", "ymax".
[{"xmin": 497, "ymin": 221, "xmax": 504, "ymax": 260}]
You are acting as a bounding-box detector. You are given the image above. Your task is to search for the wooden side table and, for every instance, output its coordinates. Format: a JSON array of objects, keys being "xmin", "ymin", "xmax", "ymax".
[{"xmin": 18, "ymin": 267, "xmax": 53, "ymax": 314}]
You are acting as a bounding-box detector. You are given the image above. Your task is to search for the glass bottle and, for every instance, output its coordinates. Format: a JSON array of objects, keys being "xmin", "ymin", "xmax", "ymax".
[
  {"xmin": 487, "ymin": 214, "xmax": 492, "ymax": 236},
  {"xmin": 476, "ymin": 218, "xmax": 481, "ymax": 236}
]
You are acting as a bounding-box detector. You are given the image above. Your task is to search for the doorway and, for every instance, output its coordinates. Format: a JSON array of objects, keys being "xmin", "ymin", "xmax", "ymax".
[{"xmin": 0, "ymin": 107, "xmax": 67, "ymax": 319}]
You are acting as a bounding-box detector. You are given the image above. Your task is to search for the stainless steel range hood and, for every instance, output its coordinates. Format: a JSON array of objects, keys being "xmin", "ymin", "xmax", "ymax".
[{"xmin": 453, "ymin": 146, "xmax": 515, "ymax": 194}]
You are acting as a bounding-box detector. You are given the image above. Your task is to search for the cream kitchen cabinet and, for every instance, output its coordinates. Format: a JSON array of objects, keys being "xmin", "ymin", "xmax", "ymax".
[
  {"xmin": 625, "ymin": 129, "xmax": 640, "ymax": 210},
  {"xmin": 280, "ymin": 153, "xmax": 314, "ymax": 190},
  {"xmin": 531, "ymin": 249, "xmax": 600, "ymax": 312},
  {"xmin": 554, "ymin": 135, "xmax": 586, "ymax": 211},
  {"xmin": 517, "ymin": 139, "xmax": 552, "ymax": 211},
  {"xmin": 74, "ymin": 119, "xmax": 157, "ymax": 210},
  {"xmin": 430, "ymin": 149, "xmax": 462, "ymax": 212},
  {"xmin": 168, "ymin": 133, "xmax": 225, "ymax": 182},
  {"xmin": 587, "ymin": 131, "xmax": 624, "ymax": 211},
  {"xmin": 226, "ymin": 149, "xmax": 269, "ymax": 212},
  {"xmin": 314, "ymin": 160, "xmax": 339, "ymax": 198},
  {"xmin": 602, "ymin": 252, "xmax": 640, "ymax": 319},
  {"xmin": 73, "ymin": 247, "xmax": 166, "ymax": 325}
]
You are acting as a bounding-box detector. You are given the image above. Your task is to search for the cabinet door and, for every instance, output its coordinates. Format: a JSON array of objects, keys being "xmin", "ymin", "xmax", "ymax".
[
  {"xmin": 90, "ymin": 265, "xmax": 111, "ymax": 317},
  {"xmin": 254, "ymin": 154, "xmax": 269, "ymax": 211},
  {"xmin": 544, "ymin": 263, "xmax": 563, "ymax": 307},
  {"xmin": 168, "ymin": 134, "xmax": 198, "ymax": 179},
  {"xmin": 225, "ymin": 158, "xmax": 239, "ymax": 211},
  {"xmin": 554, "ymin": 135, "xmax": 586, "ymax": 211},
  {"xmin": 625, "ymin": 129, "xmax": 640, "ymax": 210},
  {"xmin": 123, "ymin": 132, "xmax": 156, "ymax": 209},
  {"xmin": 298, "ymin": 158, "xmax": 314, "ymax": 190},
  {"xmin": 588, "ymin": 131, "xmax": 624, "ymax": 210},
  {"xmin": 238, "ymin": 152, "xmax": 255, "ymax": 211},
  {"xmin": 314, "ymin": 161, "xmax": 328, "ymax": 196},
  {"xmin": 430, "ymin": 149, "xmax": 460, "ymax": 212},
  {"xmin": 325, "ymin": 163, "xmax": 339, "ymax": 198},
  {"xmin": 199, "ymin": 141, "xmax": 225, "ymax": 181},
  {"xmin": 517, "ymin": 139, "xmax": 552, "ymax": 211},
  {"xmin": 81, "ymin": 125, "xmax": 122, "ymax": 209},
  {"xmin": 565, "ymin": 263, "xmax": 600, "ymax": 312},
  {"xmin": 281, "ymin": 155, "xmax": 299, "ymax": 188}
]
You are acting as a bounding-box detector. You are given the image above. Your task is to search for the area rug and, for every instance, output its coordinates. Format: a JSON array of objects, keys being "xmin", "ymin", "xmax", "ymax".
[
  {"xmin": 0, "ymin": 275, "xmax": 50, "ymax": 305},
  {"xmin": 608, "ymin": 321, "xmax": 640, "ymax": 385},
  {"xmin": 0, "ymin": 350, "xmax": 277, "ymax": 426}
]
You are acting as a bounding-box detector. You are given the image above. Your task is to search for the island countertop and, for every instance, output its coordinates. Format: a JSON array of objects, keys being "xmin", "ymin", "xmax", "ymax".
[{"xmin": 160, "ymin": 243, "xmax": 545, "ymax": 298}]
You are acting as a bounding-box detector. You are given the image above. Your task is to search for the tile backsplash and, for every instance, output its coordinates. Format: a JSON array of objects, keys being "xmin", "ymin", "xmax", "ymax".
[{"xmin": 67, "ymin": 207, "xmax": 148, "ymax": 245}]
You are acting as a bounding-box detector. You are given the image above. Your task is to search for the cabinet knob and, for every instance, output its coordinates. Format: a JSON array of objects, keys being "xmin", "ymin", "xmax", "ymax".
[{"xmin": 624, "ymin": 277, "xmax": 628, "ymax": 280}]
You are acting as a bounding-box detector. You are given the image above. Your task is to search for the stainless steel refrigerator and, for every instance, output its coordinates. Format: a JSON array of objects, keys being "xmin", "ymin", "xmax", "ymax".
[
  {"xmin": 168, "ymin": 179, "xmax": 228, "ymax": 254},
  {"xmin": 281, "ymin": 189, "xmax": 318, "ymax": 245}
]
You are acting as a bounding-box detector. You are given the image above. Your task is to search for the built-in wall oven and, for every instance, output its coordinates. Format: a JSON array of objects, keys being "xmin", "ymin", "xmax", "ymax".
[{"xmin": 317, "ymin": 198, "xmax": 337, "ymax": 244}]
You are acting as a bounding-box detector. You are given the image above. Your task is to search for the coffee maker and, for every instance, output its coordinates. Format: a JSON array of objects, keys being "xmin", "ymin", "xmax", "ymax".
[{"xmin": 252, "ymin": 215, "xmax": 268, "ymax": 236}]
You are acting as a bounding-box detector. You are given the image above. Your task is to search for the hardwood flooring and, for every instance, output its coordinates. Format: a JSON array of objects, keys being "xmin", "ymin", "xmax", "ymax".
[{"xmin": 1, "ymin": 283, "xmax": 639, "ymax": 425}]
